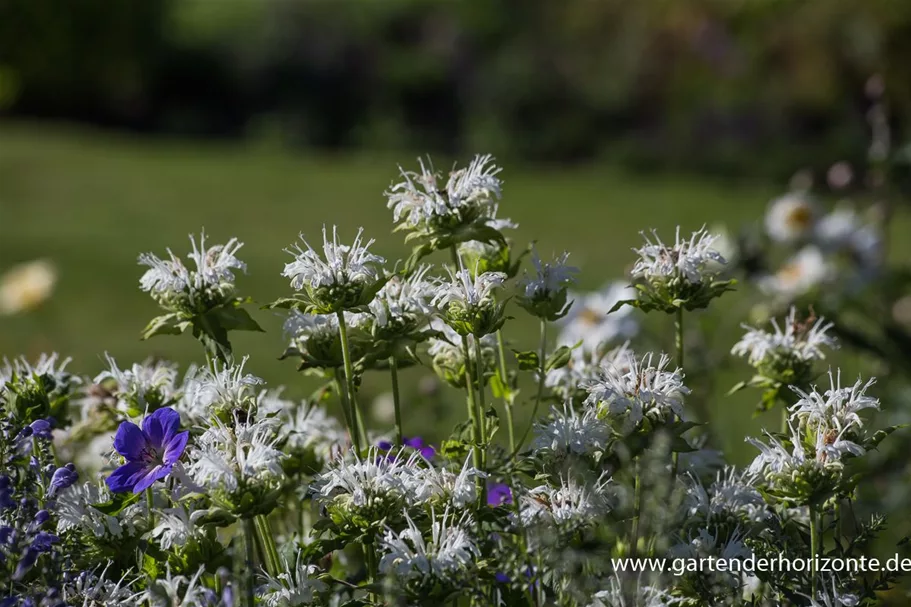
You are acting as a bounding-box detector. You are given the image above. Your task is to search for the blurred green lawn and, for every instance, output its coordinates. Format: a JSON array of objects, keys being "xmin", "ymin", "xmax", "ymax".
[{"xmin": 2, "ymin": 122, "xmax": 908, "ymax": 463}]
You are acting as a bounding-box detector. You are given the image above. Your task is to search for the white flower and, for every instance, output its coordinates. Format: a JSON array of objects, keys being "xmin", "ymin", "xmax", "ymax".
[
  {"xmin": 431, "ymin": 262, "xmax": 505, "ymax": 310},
  {"xmin": 765, "ymin": 193, "xmax": 818, "ymax": 243},
  {"xmin": 277, "ymin": 398, "xmax": 348, "ymax": 463},
  {"xmin": 631, "ymin": 226, "xmax": 726, "ymax": 284},
  {"xmin": 139, "ymin": 232, "xmax": 245, "ymax": 303},
  {"xmin": 261, "ymin": 553, "xmax": 328, "ymax": 606},
  {"xmin": 282, "ymin": 309, "xmax": 371, "ymax": 351},
  {"xmin": 803, "ymin": 577, "xmax": 860, "ymax": 607},
  {"xmin": 519, "ymin": 475, "xmax": 612, "ymax": 528},
  {"xmin": 151, "ymin": 505, "xmax": 206, "ymax": 550},
  {"xmin": 670, "ymin": 527, "xmax": 752, "ymax": 562},
  {"xmin": 406, "ymin": 453, "xmax": 484, "ymax": 508},
  {"xmin": 684, "ymin": 468, "xmax": 768, "ymax": 524},
  {"xmin": 386, "ymin": 155, "xmax": 502, "ymax": 228},
  {"xmin": 789, "ymin": 370, "xmax": 879, "ymax": 433},
  {"xmin": 379, "ymin": 508, "xmax": 479, "ymax": 583},
  {"xmin": 731, "ymin": 307, "xmax": 837, "ymax": 366},
  {"xmin": 532, "ymin": 404, "xmax": 610, "ymax": 456},
  {"xmin": 63, "ymin": 564, "xmax": 142, "ymax": 606},
  {"xmin": 546, "ymin": 343, "xmax": 634, "ymax": 402},
  {"xmin": 588, "ymin": 575, "xmax": 682, "ymax": 607},
  {"xmin": 746, "ymin": 419, "xmax": 863, "ymax": 480},
  {"xmin": 144, "ymin": 566, "xmax": 210, "ymax": 607},
  {"xmin": 557, "ymin": 283, "xmax": 640, "ymax": 354},
  {"xmin": 1, "ymin": 352, "xmax": 77, "ymax": 392},
  {"xmin": 283, "ymin": 225, "xmax": 385, "ymax": 290},
  {"xmin": 519, "ymin": 248, "xmax": 578, "ymax": 299},
  {"xmin": 312, "ymin": 447, "xmax": 423, "ymax": 508},
  {"xmin": 94, "ymin": 354, "xmax": 179, "ymax": 413},
  {"xmin": 583, "ymin": 353, "xmax": 689, "ymax": 431},
  {"xmin": 0, "ymin": 258, "xmax": 57, "ymax": 315},
  {"xmin": 180, "ymin": 357, "xmax": 264, "ymax": 420},
  {"xmin": 188, "ymin": 415, "xmax": 285, "ymax": 493},
  {"xmin": 369, "ymin": 264, "xmax": 436, "ymax": 328},
  {"xmin": 759, "ymin": 246, "xmax": 831, "ymax": 301},
  {"xmin": 57, "ymin": 482, "xmax": 134, "ymax": 539}
]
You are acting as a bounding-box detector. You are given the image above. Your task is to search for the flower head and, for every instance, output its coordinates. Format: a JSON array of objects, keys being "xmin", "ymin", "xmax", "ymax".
[
  {"xmin": 789, "ymin": 370, "xmax": 879, "ymax": 434},
  {"xmin": 180, "ymin": 357, "xmax": 263, "ymax": 421},
  {"xmin": 261, "ymin": 553, "xmax": 328, "ymax": 606},
  {"xmin": 379, "ymin": 508, "xmax": 479, "ymax": 585},
  {"xmin": 106, "ymin": 407, "xmax": 189, "ymax": 494},
  {"xmin": 557, "ymin": 283, "xmax": 640, "ymax": 356},
  {"xmin": 732, "ymin": 307, "xmax": 837, "ymax": 368},
  {"xmin": 517, "ymin": 248, "xmax": 579, "ymax": 320},
  {"xmin": 532, "ymin": 404, "xmax": 610, "ymax": 457},
  {"xmin": 94, "ymin": 354, "xmax": 179, "ymax": 415},
  {"xmin": 282, "ymin": 226, "xmax": 386, "ymax": 313},
  {"xmin": 431, "ymin": 259, "xmax": 507, "ymax": 337},
  {"xmin": 0, "ymin": 258, "xmax": 57, "ymax": 315},
  {"xmin": 765, "ymin": 193, "xmax": 818, "ymax": 243},
  {"xmin": 759, "ymin": 246, "xmax": 830, "ymax": 302},
  {"xmin": 519, "ymin": 475, "xmax": 612, "ymax": 529},
  {"xmin": 139, "ymin": 232, "xmax": 245, "ymax": 312},
  {"xmin": 583, "ymin": 353, "xmax": 689, "ymax": 432},
  {"xmin": 632, "ymin": 226, "xmax": 726, "ymax": 285}
]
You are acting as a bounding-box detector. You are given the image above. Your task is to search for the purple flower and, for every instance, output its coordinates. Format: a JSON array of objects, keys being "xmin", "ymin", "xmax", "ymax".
[
  {"xmin": 487, "ymin": 482, "xmax": 513, "ymax": 507},
  {"xmin": 403, "ymin": 436, "xmax": 435, "ymax": 459},
  {"xmin": 49, "ymin": 463, "xmax": 78, "ymax": 495},
  {"xmin": 105, "ymin": 407, "xmax": 189, "ymax": 494},
  {"xmin": 29, "ymin": 419, "xmax": 53, "ymax": 440}
]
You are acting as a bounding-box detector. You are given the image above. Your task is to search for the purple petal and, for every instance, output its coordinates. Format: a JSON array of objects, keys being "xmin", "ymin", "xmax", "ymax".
[
  {"xmin": 143, "ymin": 407, "xmax": 180, "ymax": 450},
  {"xmin": 419, "ymin": 446, "xmax": 436, "ymax": 459},
  {"xmin": 377, "ymin": 440, "xmax": 392, "ymax": 451},
  {"xmin": 163, "ymin": 431, "xmax": 189, "ymax": 465},
  {"xmin": 105, "ymin": 461, "xmax": 148, "ymax": 493},
  {"xmin": 487, "ymin": 483, "xmax": 513, "ymax": 507},
  {"xmin": 404, "ymin": 436, "xmax": 425, "ymax": 449},
  {"xmin": 132, "ymin": 464, "xmax": 173, "ymax": 493},
  {"xmin": 113, "ymin": 422, "xmax": 148, "ymax": 461}
]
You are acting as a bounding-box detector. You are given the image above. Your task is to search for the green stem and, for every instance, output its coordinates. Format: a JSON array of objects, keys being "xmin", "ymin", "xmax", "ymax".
[
  {"xmin": 474, "ymin": 336, "xmax": 489, "ymax": 506},
  {"xmin": 146, "ymin": 488, "xmax": 155, "ymax": 530},
  {"xmin": 460, "ymin": 335, "xmax": 484, "ymax": 499},
  {"xmin": 336, "ymin": 310, "xmax": 364, "ymax": 454},
  {"xmin": 494, "ymin": 328, "xmax": 516, "ymax": 454},
  {"xmin": 255, "ymin": 514, "xmax": 282, "ymax": 577},
  {"xmin": 672, "ymin": 308, "xmax": 684, "ymax": 476},
  {"xmin": 333, "ymin": 369, "xmax": 355, "ymax": 446},
  {"xmin": 242, "ymin": 518, "xmax": 256, "ymax": 607},
  {"xmin": 809, "ymin": 505, "xmax": 819, "ymax": 597},
  {"xmin": 781, "ymin": 405, "xmax": 789, "ymax": 435},
  {"xmin": 515, "ymin": 319, "xmax": 548, "ymax": 453},
  {"xmin": 390, "ymin": 355, "xmax": 403, "ymax": 445}
]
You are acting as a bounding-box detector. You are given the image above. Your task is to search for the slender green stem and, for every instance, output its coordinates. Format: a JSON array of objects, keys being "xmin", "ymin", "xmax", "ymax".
[
  {"xmin": 494, "ymin": 328, "xmax": 516, "ymax": 454},
  {"xmin": 809, "ymin": 505, "xmax": 819, "ymax": 597},
  {"xmin": 515, "ymin": 319, "xmax": 548, "ymax": 453},
  {"xmin": 146, "ymin": 488, "xmax": 155, "ymax": 530},
  {"xmin": 333, "ymin": 369, "xmax": 355, "ymax": 445},
  {"xmin": 390, "ymin": 355, "xmax": 403, "ymax": 445},
  {"xmin": 336, "ymin": 310, "xmax": 363, "ymax": 454},
  {"xmin": 460, "ymin": 335, "xmax": 484, "ymax": 497},
  {"xmin": 474, "ymin": 337, "xmax": 489, "ymax": 505},
  {"xmin": 255, "ymin": 514, "xmax": 282, "ymax": 577},
  {"xmin": 630, "ymin": 458, "xmax": 641, "ymax": 561},
  {"xmin": 242, "ymin": 518, "xmax": 256, "ymax": 607},
  {"xmin": 672, "ymin": 308, "xmax": 684, "ymax": 476},
  {"xmin": 781, "ymin": 405, "xmax": 789, "ymax": 435}
]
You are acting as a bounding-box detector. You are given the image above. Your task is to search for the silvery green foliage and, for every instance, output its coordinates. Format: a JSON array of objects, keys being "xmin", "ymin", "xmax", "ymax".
[{"xmin": 5, "ymin": 153, "xmax": 906, "ymax": 607}]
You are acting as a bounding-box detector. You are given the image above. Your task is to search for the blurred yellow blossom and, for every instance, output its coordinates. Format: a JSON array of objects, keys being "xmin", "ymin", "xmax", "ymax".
[{"xmin": 0, "ymin": 259, "xmax": 58, "ymax": 315}]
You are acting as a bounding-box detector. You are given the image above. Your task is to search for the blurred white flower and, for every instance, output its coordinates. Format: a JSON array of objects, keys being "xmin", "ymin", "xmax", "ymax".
[
  {"xmin": 532, "ymin": 404, "xmax": 610, "ymax": 457},
  {"xmin": 94, "ymin": 354, "xmax": 179, "ymax": 414},
  {"xmin": 765, "ymin": 193, "xmax": 818, "ymax": 243},
  {"xmin": 0, "ymin": 258, "xmax": 57, "ymax": 315},
  {"xmin": 557, "ymin": 283, "xmax": 639, "ymax": 354},
  {"xmin": 518, "ymin": 248, "xmax": 578, "ymax": 300},
  {"xmin": 180, "ymin": 357, "xmax": 263, "ymax": 420},
  {"xmin": 759, "ymin": 246, "xmax": 830, "ymax": 301},
  {"xmin": 431, "ymin": 263, "xmax": 505, "ymax": 310},
  {"xmin": 151, "ymin": 505, "xmax": 206, "ymax": 550}
]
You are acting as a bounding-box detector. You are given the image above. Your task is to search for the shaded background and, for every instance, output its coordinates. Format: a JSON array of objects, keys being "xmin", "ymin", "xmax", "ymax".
[{"xmin": 1, "ymin": 0, "xmax": 911, "ymax": 464}]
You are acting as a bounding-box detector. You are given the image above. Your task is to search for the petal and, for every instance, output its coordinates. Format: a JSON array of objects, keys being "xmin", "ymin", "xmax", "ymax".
[
  {"xmin": 133, "ymin": 464, "xmax": 173, "ymax": 493},
  {"xmin": 113, "ymin": 422, "xmax": 148, "ymax": 460},
  {"xmin": 105, "ymin": 461, "xmax": 148, "ymax": 493},
  {"xmin": 143, "ymin": 407, "xmax": 179, "ymax": 449},
  {"xmin": 163, "ymin": 431, "xmax": 189, "ymax": 465}
]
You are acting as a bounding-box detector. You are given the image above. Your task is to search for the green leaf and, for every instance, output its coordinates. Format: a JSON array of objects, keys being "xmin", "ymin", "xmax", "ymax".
[
  {"xmin": 213, "ymin": 304, "xmax": 264, "ymax": 333},
  {"xmin": 262, "ymin": 296, "xmax": 307, "ymax": 311},
  {"xmin": 607, "ymin": 298, "xmax": 638, "ymax": 314},
  {"xmin": 484, "ymin": 406, "xmax": 499, "ymax": 441},
  {"xmin": 512, "ymin": 349, "xmax": 539, "ymax": 371},
  {"xmin": 545, "ymin": 346, "xmax": 573, "ymax": 372},
  {"xmin": 726, "ymin": 381, "xmax": 748, "ymax": 396},
  {"xmin": 140, "ymin": 313, "xmax": 187, "ymax": 340},
  {"xmin": 93, "ymin": 491, "xmax": 141, "ymax": 516}
]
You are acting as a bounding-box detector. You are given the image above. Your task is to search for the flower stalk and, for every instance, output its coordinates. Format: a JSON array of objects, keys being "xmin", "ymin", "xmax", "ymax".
[{"xmin": 336, "ymin": 310, "xmax": 364, "ymax": 454}]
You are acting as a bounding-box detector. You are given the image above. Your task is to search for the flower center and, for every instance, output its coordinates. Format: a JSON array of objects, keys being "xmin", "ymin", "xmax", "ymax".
[{"xmin": 139, "ymin": 446, "xmax": 164, "ymax": 467}]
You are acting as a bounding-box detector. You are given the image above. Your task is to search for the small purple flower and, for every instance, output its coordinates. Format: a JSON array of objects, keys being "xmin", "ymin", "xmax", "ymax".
[
  {"xmin": 487, "ymin": 482, "xmax": 513, "ymax": 507},
  {"xmin": 105, "ymin": 407, "xmax": 189, "ymax": 494},
  {"xmin": 29, "ymin": 419, "xmax": 54, "ymax": 440},
  {"xmin": 403, "ymin": 436, "xmax": 435, "ymax": 459},
  {"xmin": 49, "ymin": 463, "xmax": 78, "ymax": 495}
]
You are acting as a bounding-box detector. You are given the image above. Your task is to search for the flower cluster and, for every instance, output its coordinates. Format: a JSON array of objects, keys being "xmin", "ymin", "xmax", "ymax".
[{"xmin": 2, "ymin": 152, "xmax": 904, "ymax": 607}]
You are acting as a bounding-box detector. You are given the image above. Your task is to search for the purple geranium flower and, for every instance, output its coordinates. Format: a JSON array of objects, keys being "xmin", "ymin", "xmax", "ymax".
[
  {"xmin": 487, "ymin": 482, "xmax": 513, "ymax": 507},
  {"xmin": 403, "ymin": 436, "xmax": 435, "ymax": 459},
  {"xmin": 105, "ymin": 407, "xmax": 189, "ymax": 494}
]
